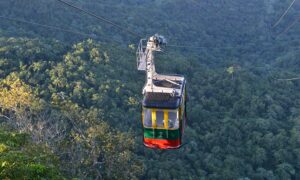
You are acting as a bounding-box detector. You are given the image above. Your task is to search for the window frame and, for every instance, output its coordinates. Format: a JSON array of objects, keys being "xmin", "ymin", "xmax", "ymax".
[{"xmin": 142, "ymin": 108, "xmax": 180, "ymax": 130}]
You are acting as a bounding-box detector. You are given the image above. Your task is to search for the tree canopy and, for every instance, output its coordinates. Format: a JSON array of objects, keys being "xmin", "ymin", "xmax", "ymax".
[{"xmin": 0, "ymin": 0, "xmax": 300, "ymax": 179}]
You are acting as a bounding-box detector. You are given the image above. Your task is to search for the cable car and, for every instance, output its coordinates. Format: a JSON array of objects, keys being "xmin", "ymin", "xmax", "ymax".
[{"xmin": 137, "ymin": 34, "xmax": 187, "ymax": 149}]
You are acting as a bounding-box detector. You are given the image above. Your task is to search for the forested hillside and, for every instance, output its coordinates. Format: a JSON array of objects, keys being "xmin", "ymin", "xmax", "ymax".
[{"xmin": 0, "ymin": 0, "xmax": 300, "ymax": 179}]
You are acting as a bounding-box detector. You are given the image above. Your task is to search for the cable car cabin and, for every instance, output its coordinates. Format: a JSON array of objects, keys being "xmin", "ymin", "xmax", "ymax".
[
  {"xmin": 142, "ymin": 77, "xmax": 187, "ymax": 149},
  {"xmin": 137, "ymin": 34, "xmax": 187, "ymax": 150}
]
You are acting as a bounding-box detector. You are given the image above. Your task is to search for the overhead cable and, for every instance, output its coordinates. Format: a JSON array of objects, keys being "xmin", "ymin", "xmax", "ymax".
[
  {"xmin": 0, "ymin": 15, "xmax": 92, "ymax": 37},
  {"xmin": 2, "ymin": 15, "xmax": 299, "ymax": 51},
  {"xmin": 0, "ymin": 16, "xmax": 130, "ymax": 45},
  {"xmin": 0, "ymin": 15, "xmax": 258, "ymax": 50},
  {"xmin": 56, "ymin": 0, "xmax": 142, "ymax": 38},
  {"xmin": 167, "ymin": 44, "xmax": 237, "ymax": 49},
  {"xmin": 278, "ymin": 15, "xmax": 300, "ymax": 35},
  {"xmin": 272, "ymin": 0, "xmax": 297, "ymax": 28},
  {"xmin": 277, "ymin": 77, "xmax": 300, "ymax": 81}
]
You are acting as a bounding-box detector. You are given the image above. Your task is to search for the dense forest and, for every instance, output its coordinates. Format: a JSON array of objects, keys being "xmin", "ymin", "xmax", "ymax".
[{"xmin": 0, "ymin": 0, "xmax": 300, "ymax": 179}]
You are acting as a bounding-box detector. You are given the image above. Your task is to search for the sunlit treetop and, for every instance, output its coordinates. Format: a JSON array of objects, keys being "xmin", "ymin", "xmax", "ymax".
[{"xmin": 0, "ymin": 73, "xmax": 39, "ymax": 112}]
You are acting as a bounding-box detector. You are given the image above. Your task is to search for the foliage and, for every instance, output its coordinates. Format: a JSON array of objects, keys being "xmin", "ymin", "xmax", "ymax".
[
  {"xmin": 0, "ymin": 0, "xmax": 300, "ymax": 179},
  {"xmin": 0, "ymin": 73, "xmax": 39, "ymax": 112},
  {"xmin": 0, "ymin": 37, "xmax": 144, "ymax": 179},
  {"xmin": 0, "ymin": 130, "xmax": 62, "ymax": 179}
]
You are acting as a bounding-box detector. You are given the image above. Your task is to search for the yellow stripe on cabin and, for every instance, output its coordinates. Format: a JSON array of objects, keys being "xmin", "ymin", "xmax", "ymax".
[
  {"xmin": 164, "ymin": 110, "xmax": 168, "ymax": 129},
  {"xmin": 152, "ymin": 109, "xmax": 156, "ymax": 128},
  {"xmin": 179, "ymin": 107, "xmax": 182, "ymax": 120},
  {"xmin": 142, "ymin": 108, "xmax": 144, "ymax": 125}
]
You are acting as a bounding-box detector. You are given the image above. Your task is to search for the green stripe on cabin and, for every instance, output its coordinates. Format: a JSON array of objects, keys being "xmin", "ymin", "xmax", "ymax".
[{"xmin": 144, "ymin": 128, "xmax": 180, "ymax": 140}]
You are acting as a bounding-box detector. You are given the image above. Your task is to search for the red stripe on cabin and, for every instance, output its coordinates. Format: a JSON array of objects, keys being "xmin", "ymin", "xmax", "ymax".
[{"xmin": 144, "ymin": 138, "xmax": 181, "ymax": 149}]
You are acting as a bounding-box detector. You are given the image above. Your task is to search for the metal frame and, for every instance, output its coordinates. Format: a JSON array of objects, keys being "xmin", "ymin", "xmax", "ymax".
[{"xmin": 137, "ymin": 34, "xmax": 185, "ymax": 97}]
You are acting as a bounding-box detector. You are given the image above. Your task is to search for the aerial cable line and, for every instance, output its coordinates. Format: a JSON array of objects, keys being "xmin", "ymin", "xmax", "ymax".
[
  {"xmin": 0, "ymin": 15, "xmax": 228, "ymax": 50},
  {"xmin": 1, "ymin": 15, "xmax": 295, "ymax": 51},
  {"xmin": 167, "ymin": 44, "xmax": 238, "ymax": 49},
  {"xmin": 168, "ymin": 44, "xmax": 210, "ymax": 49},
  {"xmin": 278, "ymin": 15, "xmax": 300, "ymax": 35},
  {"xmin": 0, "ymin": 16, "xmax": 92, "ymax": 37},
  {"xmin": 167, "ymin": 43, "xmax": 279, "ymax": 50},
  {"xmin": 2, "ymin": 16, "xmax": 296, "ymax": 51},
  {"xmin": 277, "ymin": 77, "xmax": 300, "ymax": 81},
  {"xmin": 272, "ymin": 0, "xmax": 297, "ymax": 28},
  {"xmin": 55, "ymin": 0, "xmax": 142, "ymax": 38},
  {"xmin": 0, "ymin": 16, "xmax": 131, "ymax": 45}
]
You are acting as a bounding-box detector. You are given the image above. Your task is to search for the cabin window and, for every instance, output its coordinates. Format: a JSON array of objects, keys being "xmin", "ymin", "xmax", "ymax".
[
  {"xmin": 168, "ymin": 111, "xmax": 179, "ymax": 129},
  {"xmin": 156, "ymin": 110, "xmax": 164, "ymax": 128},
  {"xmin": 144, "ymin": 108, "xmax": 179, "ymax": 129},
  {"xmin": 143, "ymin": 109, "xmax": 152, "ymax": 127}
]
